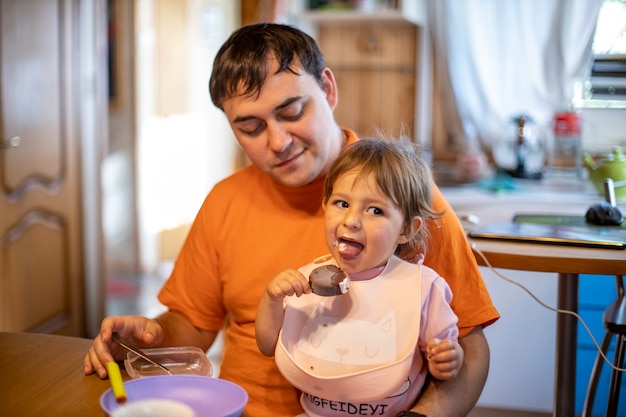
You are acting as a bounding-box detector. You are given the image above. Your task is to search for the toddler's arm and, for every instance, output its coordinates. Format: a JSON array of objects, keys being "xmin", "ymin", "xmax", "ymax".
[
  {"xmin": 426, "ymin": 338, "xmax": 464, "ymax": 380},
  {"xmin": 255, "ymin": 269, "xmax": 311, "ymax": 356}
]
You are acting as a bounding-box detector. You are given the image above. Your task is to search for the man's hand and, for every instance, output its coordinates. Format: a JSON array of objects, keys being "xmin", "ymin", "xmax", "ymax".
[
  {"xmin": 83, "ymin": 315, "xmax": 164, "ymax": 379},
  {"xmin": 84, "ymin": 311, "xmax": 217, "ymax": 379}
]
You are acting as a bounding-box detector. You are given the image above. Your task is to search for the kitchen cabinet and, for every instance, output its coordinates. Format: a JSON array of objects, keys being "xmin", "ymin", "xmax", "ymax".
[
  {"xmin": 289, "ymin": 2, "xmax": 429, "ymax": 144},
  {"xmin": 317, "ymin": 20, "xmax": 418, "ymax": 139}
]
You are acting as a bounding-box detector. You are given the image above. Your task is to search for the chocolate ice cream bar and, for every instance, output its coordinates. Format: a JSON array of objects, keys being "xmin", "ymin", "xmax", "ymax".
[{"xmin": 309, "ymin": 265, "xmax": 349, "ymax": 296}]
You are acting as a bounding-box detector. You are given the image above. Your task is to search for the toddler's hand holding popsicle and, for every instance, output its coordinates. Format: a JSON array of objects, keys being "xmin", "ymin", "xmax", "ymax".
[{"xmin": 264, "ymin": 269, "xmax": 311, "ymax": 301}]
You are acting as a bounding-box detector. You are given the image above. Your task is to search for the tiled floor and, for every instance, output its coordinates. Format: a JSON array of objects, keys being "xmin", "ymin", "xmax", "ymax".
[{"xmin": 106, "ymin": 272, "xmax": 551, "ymax": 417}]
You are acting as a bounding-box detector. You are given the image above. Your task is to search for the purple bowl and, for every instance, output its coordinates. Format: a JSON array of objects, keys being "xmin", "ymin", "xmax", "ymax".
[{"xmin": 100, "ymin": 375, "xmax": 248, "ymax": 417}]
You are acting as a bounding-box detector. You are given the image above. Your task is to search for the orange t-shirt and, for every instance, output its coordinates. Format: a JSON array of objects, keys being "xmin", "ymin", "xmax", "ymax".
[{"xmin": 158, "ymin": 129, "xmax": 499, "ymax": 417}]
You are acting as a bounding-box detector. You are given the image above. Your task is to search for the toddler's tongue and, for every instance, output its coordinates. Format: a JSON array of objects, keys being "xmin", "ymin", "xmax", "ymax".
[{"xmin": 337, "ymin": 240, "xmax": 364, "ymax": 258}]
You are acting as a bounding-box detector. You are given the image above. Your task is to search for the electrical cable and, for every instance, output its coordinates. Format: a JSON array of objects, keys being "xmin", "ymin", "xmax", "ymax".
[{"xmin": 470, "ymin": 238, "xmax": 626, "ymax": 373}]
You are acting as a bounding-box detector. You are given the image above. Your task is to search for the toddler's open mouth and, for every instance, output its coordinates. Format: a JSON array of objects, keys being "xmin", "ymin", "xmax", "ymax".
[{"xmin": 337, "ymin": 238, "xmax": 364, "ymax": 258}]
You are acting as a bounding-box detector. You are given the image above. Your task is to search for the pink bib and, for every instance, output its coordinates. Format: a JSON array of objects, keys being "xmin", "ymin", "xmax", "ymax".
[{"xmin": 275, "ymin": 255, "xmax": 422, "ymax": 403}]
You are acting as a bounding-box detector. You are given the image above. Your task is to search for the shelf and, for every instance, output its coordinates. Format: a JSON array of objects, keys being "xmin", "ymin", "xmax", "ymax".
[
  {"xmin": 291, "ymin": 0, "xmax": 426, "ymax": 26},
  {"xmin": 296, "ymin": 9, "xmax": 408, "ymax": 22}
]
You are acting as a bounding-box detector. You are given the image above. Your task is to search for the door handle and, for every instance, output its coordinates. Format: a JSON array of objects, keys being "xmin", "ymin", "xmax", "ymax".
[{"xmin": 1, "ymin": 136, "xmax": 21, "ymax": 151}]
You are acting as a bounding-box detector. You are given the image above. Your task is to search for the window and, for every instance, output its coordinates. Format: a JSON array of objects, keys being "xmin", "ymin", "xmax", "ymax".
[{"xmin": 586, "ymin": 0, "xmax": 626, "ymax": 105}]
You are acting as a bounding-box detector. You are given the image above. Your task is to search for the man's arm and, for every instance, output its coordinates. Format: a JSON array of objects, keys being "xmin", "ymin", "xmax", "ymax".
[
  {"xmin": 411, "ymin": 326, "xmax": 490, "ymax": 417},
  {"xmin": 155, "ymin": 310, "xmax": 218, "ymax": 350}
]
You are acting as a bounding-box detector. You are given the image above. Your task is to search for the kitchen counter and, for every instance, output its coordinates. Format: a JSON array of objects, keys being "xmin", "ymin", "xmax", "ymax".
[{"xmin": 440, "ymin": 175, "xmax": 609, "ymax": 221}]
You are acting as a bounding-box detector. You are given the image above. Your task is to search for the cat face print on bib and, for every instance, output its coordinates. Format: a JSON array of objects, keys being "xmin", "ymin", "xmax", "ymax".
[{"xmin": 294, "ymin": 310, "xmax": 397, "ymax": 375}]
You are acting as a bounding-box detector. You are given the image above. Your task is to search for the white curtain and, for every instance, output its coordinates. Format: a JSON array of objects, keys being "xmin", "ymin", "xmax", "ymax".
[{"xmin": 427, "ymin": 0, "xmax": 603, "ymax": 152}]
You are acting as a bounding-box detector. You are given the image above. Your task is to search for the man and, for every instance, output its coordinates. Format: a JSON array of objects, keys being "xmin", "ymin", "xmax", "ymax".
[{"xmin": 85, "ymin": 23, "xmax": 499, "ymax": 417}]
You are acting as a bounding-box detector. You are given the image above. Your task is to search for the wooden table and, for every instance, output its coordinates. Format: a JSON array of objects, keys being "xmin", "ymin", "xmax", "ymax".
[
  {"xmin": 442, "ymin": 181, "xmax": 626, "ymax": 417},
  {"xmin": 0, "ymin": 331, "xmax": 122, "ymax": 416}
]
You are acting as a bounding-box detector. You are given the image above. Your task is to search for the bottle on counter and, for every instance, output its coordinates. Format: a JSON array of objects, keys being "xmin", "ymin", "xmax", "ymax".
[{"xmin": 548, "ymin": 111, "xmax": 583, "ymax": 179}]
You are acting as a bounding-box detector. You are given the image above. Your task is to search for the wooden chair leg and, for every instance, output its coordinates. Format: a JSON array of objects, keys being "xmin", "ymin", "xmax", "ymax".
[
  {"xmin": 582, "ymin": 330, "xmax": 613, "ymax": 417},
  {"xmin": 606, "ymin": 334, "xmax": 625, "ymax": 417}
]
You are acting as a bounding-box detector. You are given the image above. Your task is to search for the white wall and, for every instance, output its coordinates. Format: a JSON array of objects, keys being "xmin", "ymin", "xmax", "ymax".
[{"xmin": 476, "ymin": 267, "xmax": 557, "ymax": 412}]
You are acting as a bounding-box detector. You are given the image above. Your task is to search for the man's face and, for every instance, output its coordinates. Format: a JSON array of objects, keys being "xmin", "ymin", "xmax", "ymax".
[{"xmin": 221, "ymin": 57, "xmax": 343, "ymax": 187}]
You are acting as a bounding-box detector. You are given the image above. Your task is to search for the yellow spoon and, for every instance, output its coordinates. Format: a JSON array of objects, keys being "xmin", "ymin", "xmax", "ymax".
[{"xmin": 107, "ymin": 361, "xmax": 127, "ymax": 403}]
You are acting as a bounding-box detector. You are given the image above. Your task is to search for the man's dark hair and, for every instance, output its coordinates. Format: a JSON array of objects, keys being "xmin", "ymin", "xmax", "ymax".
[{"xmin": 209, "ymin": 23, "xmax": 326, "ymax": 110}]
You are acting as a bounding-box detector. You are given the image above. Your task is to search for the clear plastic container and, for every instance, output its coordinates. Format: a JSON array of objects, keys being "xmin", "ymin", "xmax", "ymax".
[{"xmin": 124, "ymin": 346, "xmax": 213, "ymax": 379}]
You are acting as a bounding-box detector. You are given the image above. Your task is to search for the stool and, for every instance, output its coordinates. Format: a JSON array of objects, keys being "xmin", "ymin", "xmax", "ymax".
[{"xmin": 582, "ymin": 275, "xmax": 626, "ymax": 417}]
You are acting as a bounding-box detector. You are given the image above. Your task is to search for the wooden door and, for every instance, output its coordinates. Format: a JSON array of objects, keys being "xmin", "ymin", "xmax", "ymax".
[{"xmin": 0, "ymin": 0, "xmax": 85, "ymax": 336}]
